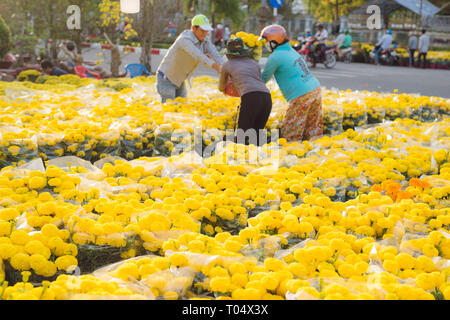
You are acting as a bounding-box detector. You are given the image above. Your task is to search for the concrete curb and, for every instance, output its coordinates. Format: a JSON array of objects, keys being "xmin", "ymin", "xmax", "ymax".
[{"xmin": 80, "ymin": 42, "xmax": 167, "ymax": 56}]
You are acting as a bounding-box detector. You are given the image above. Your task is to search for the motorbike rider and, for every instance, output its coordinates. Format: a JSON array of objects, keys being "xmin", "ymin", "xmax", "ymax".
[
  {"xmin": 314, "ymin": 23, "xmax": 328, "ymax": 65},
  {"xmin": 295, "ymin": 29, "xmax": 311, "ymax": 50},
  {"xmin": 390, "ymin": 41, "xmax": 399, "ymax": 63},
  {"xmin": 374, "ymin": 29, "xmax": 393, "ymax": 65},
  {"xmin": 297, "ymin": 32, "xmax": 305, "ymax": 44},
  {"xmin": 335, "ymin": 30, "xmax": 345, "ymax": 57},
  {"xmin": 335, "ymin": 30, "xmax": 345, "ymax": 48},
  {"xmin": 337, "ymin": 29, "xmax": 352, "ymax": 58},
  {"xmin": 305, "ymin": 30, "xmax": 314, "ymax": 51}
]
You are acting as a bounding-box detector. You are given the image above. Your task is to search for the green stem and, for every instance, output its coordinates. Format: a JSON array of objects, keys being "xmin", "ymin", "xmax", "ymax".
[
  {"xmin": 39, "ymin": 285, "xmax": 48, "ymax": 300},
  {"xmin": 0, "ymin": 282, "xmax": 8, "ymax": 300}
]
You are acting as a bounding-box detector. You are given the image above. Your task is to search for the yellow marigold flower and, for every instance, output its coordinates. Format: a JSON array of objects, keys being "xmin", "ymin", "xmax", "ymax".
[
  {"xmin": 224, "ymin": 239, "xmax": 242, "ymax": 253},
  {"xmin": 151, "ymin": 257, "xmax": 170, "ymax": 271},
  {"xmin": 382, "ymin": 259, "xmax": 399, "ymax": 274},
  {"xmin": 184, "ymin": 198, "xmax": 201, "ymax": 210},
  {"xmin": 264, "ymin": 258, "xmax": 286, "ymax": 272},
  {"xmin": 210, "ymin": 276, "xmax": 230, "ymax": 293},
  {"xmin": 116, "ymin": 262, "xmax": 139, "ymax": 281},
  {"xmin": 187, "ymin": 239, "xmax": 205, "ymax": 253},
  {"xmin": 337, "ymin": 263, "xmax": 355, "ymax": 278},
  {"xmin": 0, "ymin": 243, "xmax": 17, "ymax": 260},
  {"xmin": 10, "ymin": 230, "xmax": 30, "ymax": 245},
  {"xmin": 395, "ymin": 253, "xmax": 416, "ymax": 270},
  {"xmin": 29, "ymin": 254, "xmax": 47, "ymax": 272},
  {"xmin": 415, "ymin": 273, "xmax": 435, "ymax": 291},
  {"xmin": 0, "ymin": 208, "xmax": 20, "ymax": 221},
  {"xmin": 55, "ymin": 255, "xmax": 78, "ymax": 271},
  {"xmin": 261, "ymin": 274, "xmax": 279, "ymax": 291},
  {"xmin": 0, "ymin": 221, "xmax": 12, "ymax": 237},
  {"xmin": 169, "ymin": 252, "xmax": 188, "ymax": 268},
  {"xmin": 422, "ymin": 243, "xmax": 439, "ymax": 257},
  {"xmin": 24, "ymin": 240, "xmax": 51, "ymax": 260},
  {"xmin": 28, "ymin": 176, "xmax": 47, "ymax": 190},
  {"xmin": 444, "ymin": 286, "xmax": 450, "ymax": 300}
]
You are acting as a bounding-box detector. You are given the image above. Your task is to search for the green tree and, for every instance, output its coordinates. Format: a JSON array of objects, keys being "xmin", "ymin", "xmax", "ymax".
[
  {"xmin": 182, "ymin": 0, "xmax": 245, "ymax": 28},
  {"xmin": 0, "ymin": 14, "xmax": 12, "ymax": 59},
  {"xmin": 1, "ymin": 0, "xmax": 102, "ymax": 60},
  {"xmin": 1, "ymin": 0, "xmax": 70, "ymax": 60},
  {"xmin": 307, "ymin": 0, "xmax": 365, "ymax": 32},
  {"xmin": 98, "ymin": 0, "xmax": 137, "ymax": 77},
  {"xmin": 68, "ymin": 0, "xmax": 101, "ymax": 54},
  {"xmin": 135, "ymin": 0, "xmax": 156, "ymax": 72},
  {"xmin": 28, "ymin": 0, "xmax": 70, "ymax": 59},
  {"xmin": 0, "ymin": 1, "xmax": 22, "ymax": 37}
]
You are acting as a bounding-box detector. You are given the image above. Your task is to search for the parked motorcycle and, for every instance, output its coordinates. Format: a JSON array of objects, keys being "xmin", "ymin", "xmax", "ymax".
[
  {"xmin": 340, "ymin": 47, "xmax": 353, "ymax": 64},
  {"xmin": 294, "ymin": 36, "xmax": 337, "ymax": 69}
]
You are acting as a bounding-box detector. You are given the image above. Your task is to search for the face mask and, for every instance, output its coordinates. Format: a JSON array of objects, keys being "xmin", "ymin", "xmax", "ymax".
[{"xmin": 265, "ymin": 41, "xmax": 273, "ymax": 53}]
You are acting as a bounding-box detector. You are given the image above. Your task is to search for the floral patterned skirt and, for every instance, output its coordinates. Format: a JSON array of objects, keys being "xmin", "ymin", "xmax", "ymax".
[{"xmin": 281, "ymin": 87, "xmax": 323, "ymax": 142}]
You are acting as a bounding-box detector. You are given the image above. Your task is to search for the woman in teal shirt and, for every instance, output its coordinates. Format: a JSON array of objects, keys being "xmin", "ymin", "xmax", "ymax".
[
  {"xmin": 260, "ymin": 25, "xmax": 323, "ymax": 142},
  {"xmin": 342, "ymin": 30, "xmax": 352, "ymax": 48}
]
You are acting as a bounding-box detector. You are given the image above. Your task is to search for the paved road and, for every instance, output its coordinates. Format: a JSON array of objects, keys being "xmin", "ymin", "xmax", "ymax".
[
  {"xmin": 84, "ymin": 46, "xmax": 450, "ymax": 98},
  {"xmin": 306, "ymin": 62, "xmax": 450, "ymax": 98}
]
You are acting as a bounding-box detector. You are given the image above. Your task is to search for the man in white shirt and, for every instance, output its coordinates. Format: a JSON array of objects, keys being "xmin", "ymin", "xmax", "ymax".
[
  {"xmin": 374, "ymin": 29, "xmax": 393, "ymax": 65},
  {"xmin": 418, "ymin": 29, "xmax": 430, "ymax": 68},
  {"xmin": 315, "ymin": 23, "xmax": 328, "ymax": 44},
  {"xmin": 335, "ymin": 30, "xmax": 345, "ymax": 57},
  {"xmin": 335, "ymin": 31, "xmax": 345, "ymax": 47},
  {"xmin": 314, "ymin": 23, "xmax": 328, "ymax": 63}
]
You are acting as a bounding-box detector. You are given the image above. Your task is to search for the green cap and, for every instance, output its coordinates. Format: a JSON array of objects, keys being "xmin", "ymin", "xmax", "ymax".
[
  {"xmin": 225, "ymin": 37, "xmax": 249, "ymax": 57},
  {"xmin": 192, "ymin": 14, "xmax": 213, "ymax": 31}
]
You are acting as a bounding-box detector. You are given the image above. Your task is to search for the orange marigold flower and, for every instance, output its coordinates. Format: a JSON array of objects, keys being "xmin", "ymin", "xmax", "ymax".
[
  {"xmin": 371, "ymin": 184, "xmax": 383, "ymax": 192},
  {"xmin": 381, "ymin": 179, "xmax": 396, "ymax": 190},
  {"xmin": 386, "ymin": 182, "xmax": 401, "ymax": 194},
  {"xmin": 409, "ymin": 178, "xmax": 430, "ymax": 189},
  {"xmin": 421, "ymin": 180, "xmax": 431, "ymax": 189},
  {"xmin": 409, "ymin": 178, "xmax": 421, "ymax": 188},
  {"xmin": 396, "ymin": 191, "xmax": 413, "ymax": 201}
]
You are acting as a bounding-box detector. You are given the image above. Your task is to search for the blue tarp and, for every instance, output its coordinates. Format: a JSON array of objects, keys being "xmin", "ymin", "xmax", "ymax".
[{"xmin": 394, "ymin": 0, "xmax": 440, "ymax": 17}]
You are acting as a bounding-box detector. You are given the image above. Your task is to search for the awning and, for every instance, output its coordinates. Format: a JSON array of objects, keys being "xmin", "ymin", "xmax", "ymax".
[
  {"xmin": 350, "ymin": 0, "xmax": 440, "ymax": 17},
  {"xmin": 394, "ymin": 0, "xmax": 440, "ymax": 17}
]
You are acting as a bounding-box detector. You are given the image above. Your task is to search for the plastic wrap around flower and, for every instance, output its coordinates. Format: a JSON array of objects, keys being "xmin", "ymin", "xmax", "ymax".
[{"xmin": 0, "ymin": 76, "xmax": 449, "ymax": 300}]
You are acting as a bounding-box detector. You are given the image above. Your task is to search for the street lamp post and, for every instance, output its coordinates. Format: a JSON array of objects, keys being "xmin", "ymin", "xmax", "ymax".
[
  {"xmin": 419, "ymin": 0, "xmax": 423, "ymax": 28},
  {"xmin": 269, "ymin": 0, "xmax": 283, "ymax": 24}
]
